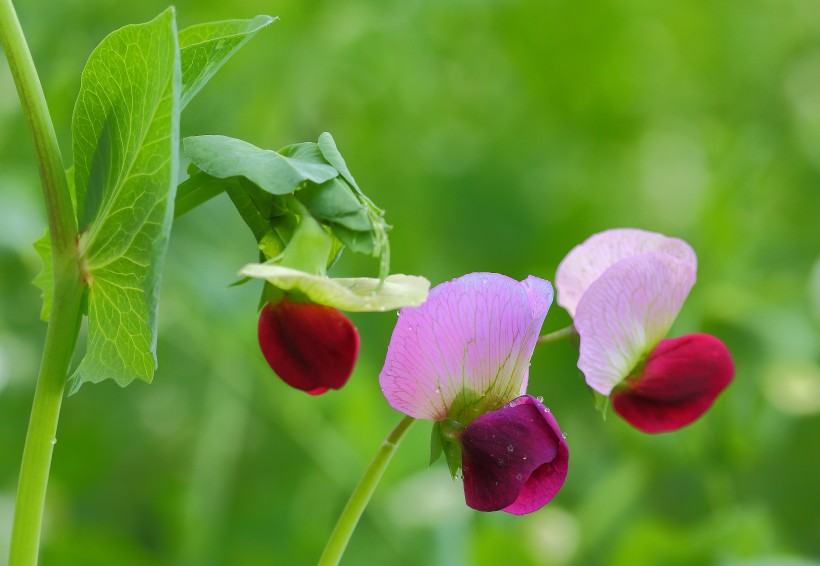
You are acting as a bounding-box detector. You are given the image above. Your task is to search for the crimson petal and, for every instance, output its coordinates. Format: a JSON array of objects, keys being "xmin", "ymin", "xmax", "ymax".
[
  {"xmin": 612, "ymin": 333, "xmax": 734, "ymax": 433},
  {"xmin": 460, "ymin": 395, "xmax": 569, "ymax": 515},
  {"xmin": 258, "ymin": 299, "xmax": 360, "ymax": 395}
]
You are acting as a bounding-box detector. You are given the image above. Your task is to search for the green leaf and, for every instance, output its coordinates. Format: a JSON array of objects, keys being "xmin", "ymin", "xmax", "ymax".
[
  {"xmin": 442, "ymin": 439, "xmax": 463, "ymax": 480},
  {"xmin": 184, "ymin": 135, "xmax": 338, "ymax": 195},
  {"xmin": 317, "ymin": 132, "xmax": 391, "ymax": 279},
  {"xmin": 174, "ymin": 171, "xmax": 226, "ymax": 218},
  {"xmin": 32, "ymin": 230, "xmax": 53, "ymax": 322},
  {"xmin": 69, "ymin": 8, "xmax": 181, "ymax": 391},
  {"xmin": 179, "ymin": 15, "xmax": 275, "ymax": 110},
  {"xmin": 297, "ymin": 178, "xmax": 372, "ymax": 232},
  {"xmin": 592, "ymin": 388, "xmax": 611, "ymax": 419},
  {"xmin": 429, "ymin": 422, "xmax": 444, "ymax": 467},
  {"xmin": 225, "ymin": 180, "xmax": 272, "ymax": 242}
]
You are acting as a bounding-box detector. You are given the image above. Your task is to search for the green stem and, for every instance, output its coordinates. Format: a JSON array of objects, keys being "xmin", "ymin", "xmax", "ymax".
[
  {"xmin": 0, "ymin": 0, "xmax": 77, "ymax": 255},
  {"xmin": 9, "ymin": 277, "xmax": 84, "ymax": 566},
  {"xmin": 536, "ymin": 324, "xmax": 578, "ymax": 345},
  {"xmin": 318, "ymin": 415, "xmax": 415, "ymax": 566},
  {"xmin": 1, "ymin": 0, "xmax": 84, "ymax": 564}
]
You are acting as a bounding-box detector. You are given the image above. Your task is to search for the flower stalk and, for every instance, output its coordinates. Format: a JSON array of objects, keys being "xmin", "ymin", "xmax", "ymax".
[
  {"xmin": 318, "ymin": 415, "xmax": 415, "ymax": 566},
  {"xmin": 1, "ymin": 0, "xmax": 84, "ymax": 563}
]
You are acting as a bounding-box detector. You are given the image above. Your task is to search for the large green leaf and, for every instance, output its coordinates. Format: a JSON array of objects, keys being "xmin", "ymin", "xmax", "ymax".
[
  {"xmin": 68, "ymin": 8, "xmax": 181, "ymax": 391},
  {"xmin": 178, "ymin": 15, "xmax": 275, "ymax": 110},
  {"xmin": 184, "ymin": 135, "xmax": 339, "ymax": 194}
]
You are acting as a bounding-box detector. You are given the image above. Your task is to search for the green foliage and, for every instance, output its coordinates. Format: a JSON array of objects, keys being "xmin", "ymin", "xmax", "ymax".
[
  {"xmin": 183, "ymin": 133, "xmax": 393, "ymax": 280},
  {"xmin": 67, "ymin": 8, "xmax": 180, "ymax": 391},
  {"xmin": 178, "ymin": 15, "xmax": 275, "ymax": 109},
  {"xmin": 184, "ymin": 135, "xmax": 338, "ymax": 195},
  {"xmin": 25, "ymin": 9, "xmax": 275, "ymax": 392}
]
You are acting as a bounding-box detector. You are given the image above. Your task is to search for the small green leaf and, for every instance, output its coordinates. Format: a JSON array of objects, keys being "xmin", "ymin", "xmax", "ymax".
[
  {"xmin": 317, "ymin": 132, "xmax": 391, "ymax": 279},
  {"xmin": 32, "ymin": 231, "xmax": 53, "ymax": 322},
  {"xmin": 69, "ymin": 8, "xmax": 181, "ymax": 391},
  {"xmin": 258, "ymin": 229, "xmax": 286, "ymax": 260},
  {"xmin": 179, "ymin": 15, "xmax": 275, "ymax": 109},
  {"xmin": 443, "ymin": 439, "xmax": 463, "ymax": 480},
  {"xmin": 317, "ymin": 132, "xmax": 381, "ymax": 212},
  {"xmin": 184, "ymin": 135, "xmax": 338, "ymax": 195},
  {"xmin": 592, "ymin": 388, "xmax": 611, "ymax": 419},
  {"xmin": 297, "ymin": 178, "xmax": 371, "ymax": 232},
  {"xmin": 174, "ymin": 171, "xmax": 226, "ymax": 218},
  {"xmin": 429, "ymin": 421, "xmax": 444, "ymax": 467},
  {"xmin": 225, "ymin": 181, "xmax": 272, "ymax": 242}
]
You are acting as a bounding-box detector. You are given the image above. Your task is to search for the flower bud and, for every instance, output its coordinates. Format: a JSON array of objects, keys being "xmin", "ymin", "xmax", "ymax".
[{"xmin": 258, "ymin": 298, "xmax": 360, "ymax": 395}]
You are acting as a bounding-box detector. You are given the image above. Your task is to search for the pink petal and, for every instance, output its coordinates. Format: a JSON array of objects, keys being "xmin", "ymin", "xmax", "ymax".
[
  {"xmin": 379, "ymin": 273, "xmax": 553, "ymax": 420},
  {"xmin": 258, "ymin": 299, "xmax": 360, "ymax": 394},
  {"xmin": 575, "ymin": 254, "xmax": 696, "ymax": 395},
  {"xmin": 460, "ymin": 395, "xmax": 568, "ymax": 514},
  {"xmin": 556, "ymin": 229, "xmax": 696, "ymax": 317},
  {"xmin": 612, "ymin": 334, "xmax": 734, "ymax": 433}
]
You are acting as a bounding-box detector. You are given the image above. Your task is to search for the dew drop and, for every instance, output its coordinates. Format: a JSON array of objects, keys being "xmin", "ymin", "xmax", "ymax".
[
  {"xmin": 562, "ymin": 433, "xmax": 568, "ymax": 439},
  {"xmin": 494, "ymin": 481, "xmax": 499, "ymax": 486},
  {"xmin": 51, "ymin": 437, "xmax": 57, "ymax": 445},
  {"xmin": 522, "ymin": 455, "xmax": 528, "ymax": 460},
  {"xmin": 515, "ymin": 473, "xmax": 523, "ymax": 481},
  {"xmin": 506, "ymin": 444, "xmax": 514, "ymax": 452},
  {"xmin": 545, "ymin": 408, "xmax": 551, "ymax": 413},
  {"xmin": 536, "ymin": 395, "xmax": 544, "ymax": 403}
]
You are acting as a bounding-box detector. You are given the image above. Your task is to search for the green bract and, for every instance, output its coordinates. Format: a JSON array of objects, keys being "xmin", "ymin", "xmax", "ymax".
[
  {"xmin": 240, "ymin": 264, "xmax": 430, "ymax": 312},
  {"xmin": 29, "ymin": 10, "xmax": 274, "ymax": 392}
]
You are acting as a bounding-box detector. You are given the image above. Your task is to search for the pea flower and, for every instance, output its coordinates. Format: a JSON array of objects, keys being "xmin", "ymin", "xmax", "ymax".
[
  {"xmin": 244, "ymin": 264, "xmax": 430, "ymax": 395},
  {"xmin": 379, "ymin": 273, "xmax": 569, "ymax": 514},
  {"xmin": 555, "ymin": 229, "xmax": 734, "ymax": 433}
]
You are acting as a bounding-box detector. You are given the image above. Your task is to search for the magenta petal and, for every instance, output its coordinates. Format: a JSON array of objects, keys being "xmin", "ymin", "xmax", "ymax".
[
  {"xmin": 258, "ymin": 299, "xmax": 360, "ymax": 394},
  {"xmin": 460, "ymin": 395, "xmax": 568, "ymax": 515},
  {"xmin": 612, "ymin": 334, "xmax": 734, "ymax": 433}
]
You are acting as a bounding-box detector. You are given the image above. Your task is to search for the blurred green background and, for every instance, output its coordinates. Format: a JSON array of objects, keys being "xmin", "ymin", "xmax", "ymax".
[{"xmin": 2, "ymin": 0, "xmax": 819, "ymax": 564}]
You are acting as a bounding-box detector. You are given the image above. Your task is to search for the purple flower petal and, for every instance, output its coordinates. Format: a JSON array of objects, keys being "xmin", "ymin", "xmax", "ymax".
[
  {"xmin": 575, "ymin": 254, "xmax": 696, "ymax": 395},
  {"xmin": 556, "ymin": 229, "xmax": 696, "ymax": 317},
  {"xmin": 460, "ymin": 395, "xmax": 568, "ymax": 514},
  {"xmin": 379, "ymin": 273, "xmax": 553, "ymax": 420},
  {"xmin": 612, "ymin": 333, "xmax": 734, "ymax": 433}
]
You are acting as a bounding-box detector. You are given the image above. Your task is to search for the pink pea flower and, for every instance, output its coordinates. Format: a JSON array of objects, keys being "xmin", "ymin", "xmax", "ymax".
[
  {"xmin": 380, "ymin": 273, "xmax": 568, "ymax": 514},
  {"xmin": 556, "ymin": 229, "xmax": 734, "ymax": 433}
]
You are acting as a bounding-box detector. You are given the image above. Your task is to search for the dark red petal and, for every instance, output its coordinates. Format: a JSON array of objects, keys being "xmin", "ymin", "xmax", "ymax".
[
  {"xmin": 258, "ymin": 299, "xmax": 360, "ymax": 394},
  {"xmin": 612, "ymin": 333, "xmax": 734, "ymax": 433},
  {"xmin": 460, "ymin": 395, "xmax": 569, "ymax": 515}
]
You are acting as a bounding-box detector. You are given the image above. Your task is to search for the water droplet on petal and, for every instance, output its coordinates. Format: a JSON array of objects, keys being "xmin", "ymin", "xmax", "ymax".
[
  {"xmin": 51, "ymin": 437, "xmax": 57, "ymax": 445},
  {"xmin": 562, "ymin": 433, "xmax": 567, "ymax": 439},
  {"xmin": 536, "ymin": 395, "xmax": 544, "ymax": 403},
  {"xmin": 506, "ymin": 444, "xmax": 514, "ymax": 452},
  {"xmin": 515, "ymin": 473, "xmax": 523, "ymax": 481}
]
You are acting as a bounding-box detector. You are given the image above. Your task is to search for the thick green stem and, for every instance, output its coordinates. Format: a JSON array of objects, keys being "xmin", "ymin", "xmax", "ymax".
[
  {"xmin": 537, "ymin": 324, "xmax": 578, "ymax": 345},
  {"xmin": 0, "ymin": 0, "xmax": 77, "ymax": 255},
  {"xmin": 318, "ymin": 415, "xmax": 415, "ymax": 566},
  {"xmin": 1, "ymin": 0, "xmax": 83, "ymax": 564},
  {"xmin": 9, "ymin": 276, "xmax": 83, "ymax": 566}
]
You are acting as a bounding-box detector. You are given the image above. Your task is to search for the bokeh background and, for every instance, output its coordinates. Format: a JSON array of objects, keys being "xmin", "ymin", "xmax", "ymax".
[{"xmin": 2, "ymin": 0, "xmax": 819, "ymax": 564}]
